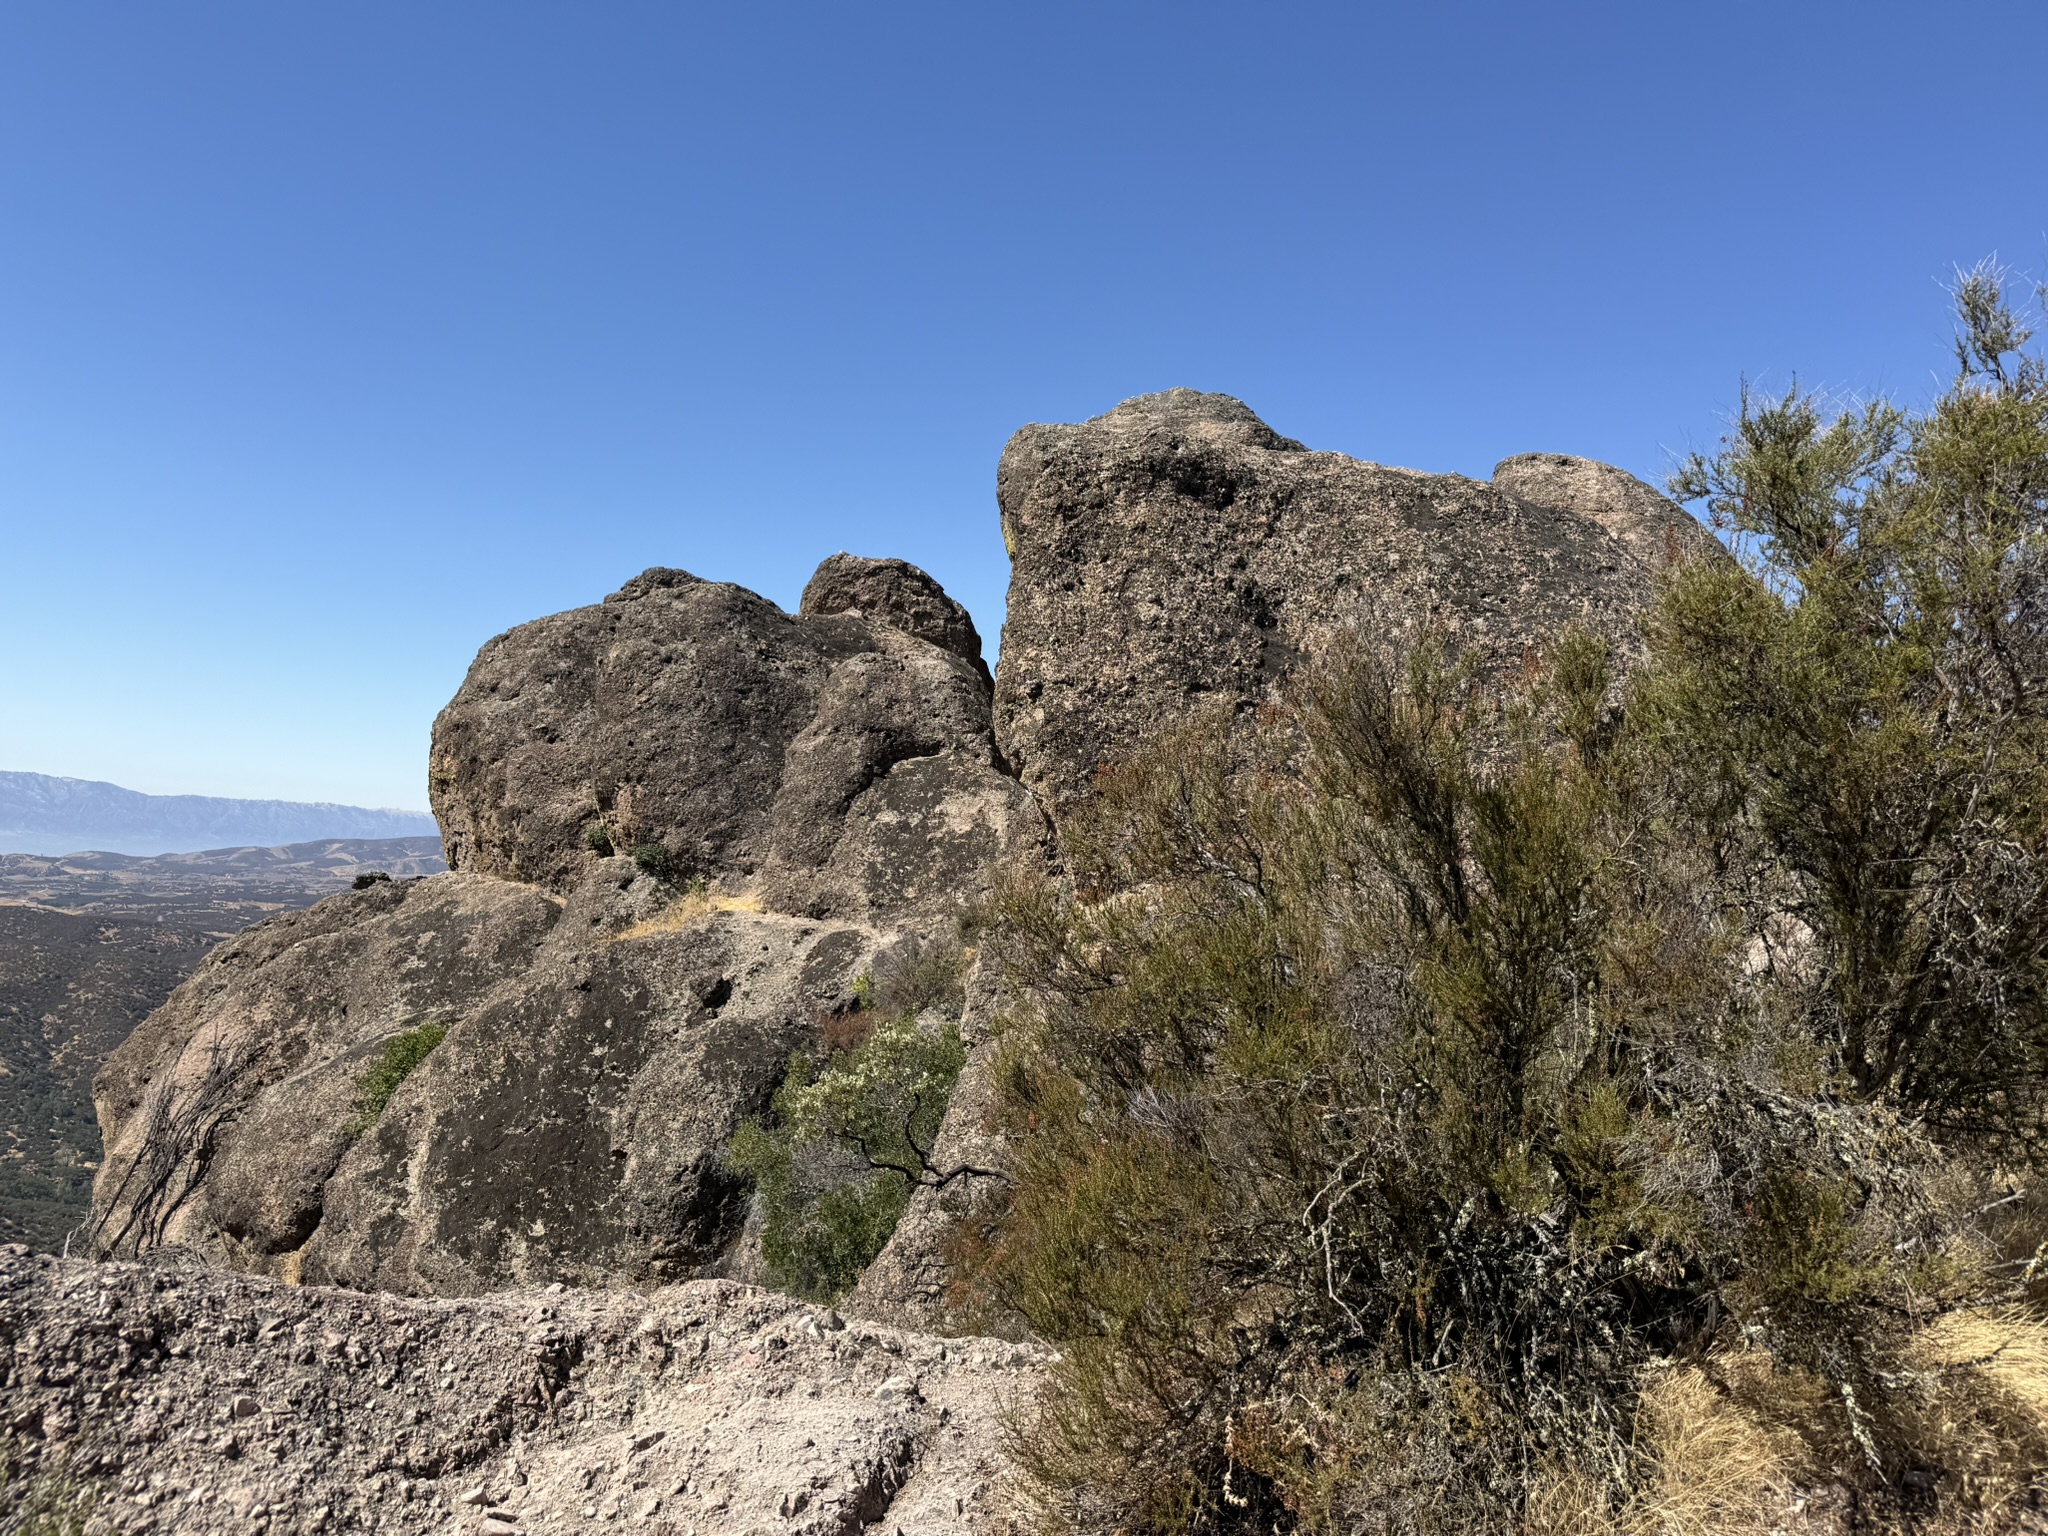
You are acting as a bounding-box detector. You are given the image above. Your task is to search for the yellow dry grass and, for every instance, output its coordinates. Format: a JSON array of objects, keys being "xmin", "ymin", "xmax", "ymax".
[
  {"xmin": 607, "ymin": 888, "xmax": 765, "ymax": 942},
  {"xmin": 1527, "ymin": 1314, "xmax": 2048, "ymax": 1536},
  {"xmin": 1896, "ymin": 1307, "xmax": 2048, "ymax": 1524},
  {"xmin": 1526, "ymin": 1357, "xmax": 1796, "ymax": 1536}
]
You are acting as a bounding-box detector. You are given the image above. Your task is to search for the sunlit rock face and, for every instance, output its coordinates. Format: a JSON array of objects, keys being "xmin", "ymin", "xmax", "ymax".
[
  {"xmin": 91, "ymin": 555, "xmax": 1042, "ymax": 1296},
  {"xmin": 990, "ymin": 389, "xmax": 1710, "ymax": 838}
]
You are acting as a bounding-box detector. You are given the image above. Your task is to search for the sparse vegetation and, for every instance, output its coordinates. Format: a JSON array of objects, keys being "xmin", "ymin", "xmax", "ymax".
[
  {"xmin": 582, "ymin": 819, "xmax": 616, "ymax": 857},
  {"xmin": 348, "ymin": 1021, "xmax": 449, "ymax": 1134},
  {"xmin": 730, "ymin": 938, "xmax": 977, "ymax": 1302},
  {"xmin": 976, "ymin": 268, "xmax": 2048, "ymax": 1532},
  {"xmin": 631, "ymin": 842, "xmax": 676, "ymax": 881},
  {"xmin": 0, "ymin": 1444, "xmax": 94, "ymax": 1534}
]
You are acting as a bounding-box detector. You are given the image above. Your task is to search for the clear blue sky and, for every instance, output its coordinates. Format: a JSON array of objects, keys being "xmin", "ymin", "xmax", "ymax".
[{"xmin": 3, "ymin": 2, "xmax": 2044, "ymax": 810}]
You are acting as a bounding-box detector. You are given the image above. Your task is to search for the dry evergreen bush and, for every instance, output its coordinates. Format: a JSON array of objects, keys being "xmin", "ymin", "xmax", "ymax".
[{"xmin": 975, "ymin": 268, "xmax": 2048, "ymax": 1533}]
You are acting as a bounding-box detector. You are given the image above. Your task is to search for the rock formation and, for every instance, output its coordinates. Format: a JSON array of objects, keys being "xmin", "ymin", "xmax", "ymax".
[
  {"xmin": 4, "ymin": 391, "xmax": 1711, "ymax": 1531},
  {"xmin": 991, "ymin": 389, "xmax": 1711, "ymax": 832},
  {"xmin": 429, "ymin": 561, "xmax": 1029, "ymax": 913},
  {"xmin": 90, "ymin": 557, "xmax": 1040, "ymax": 1296}
]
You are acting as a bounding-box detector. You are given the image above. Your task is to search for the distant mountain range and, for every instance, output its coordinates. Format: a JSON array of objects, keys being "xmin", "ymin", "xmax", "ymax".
[{"xmin": 0, "ymin": 771, "xmax": 439, "ymax": 856}]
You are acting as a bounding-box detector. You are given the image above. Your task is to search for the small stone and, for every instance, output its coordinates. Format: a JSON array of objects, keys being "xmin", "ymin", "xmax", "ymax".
[
  {"xmin": 873, "ymin": 1375, "xmax": 918, "ymax": 1403},
  {"xmin": 629, "ymin": 1430, "xmax": 665, "ymax": 1453},
  {"xmin": 457, "ymin": 1487, "xmax": 487, "ymax": 1506},
  {"xmin": 230, "ymin": 1395, "xmax": 259, "ymax": 1419},
  {"xmin": 481, "ymin": 1521, "xmax": 518, "ymax": 1536}
]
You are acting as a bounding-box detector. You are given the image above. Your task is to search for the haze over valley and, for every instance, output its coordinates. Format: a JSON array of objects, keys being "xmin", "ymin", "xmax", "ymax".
[{"xmin": 0, "ymin": 770, "xmax": 437, "ymax": 856}]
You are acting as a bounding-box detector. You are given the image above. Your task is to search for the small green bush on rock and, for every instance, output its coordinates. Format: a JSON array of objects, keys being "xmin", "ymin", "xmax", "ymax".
[
  {"xmin": 729, "ymin": 1010, "xmax": 968, "ymax": 1302},
  {"xmin": 631, "ymin": 842, "xmax": 675, "ymax": 881},
  {"xmin": 349, "ymin": 1022, "xmax": 449, "ymax": 1134}
]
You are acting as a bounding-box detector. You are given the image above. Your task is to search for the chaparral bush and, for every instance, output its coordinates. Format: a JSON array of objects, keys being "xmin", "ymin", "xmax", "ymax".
[{"xmin": 976, "ymin": 267, "xmax": 2048, "ymax": 1533}]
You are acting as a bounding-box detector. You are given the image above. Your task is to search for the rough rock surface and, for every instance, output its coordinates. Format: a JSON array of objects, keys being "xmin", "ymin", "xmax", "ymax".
[
  {"xmin": 800, "ymin": 554, "xmax": 993, "ymax": 691},
  {"xmin": 430, "ymin": 564, "xmax": 1034, "ymax": 916},
  {"xmin": 0, "ymin": 1247, "xmax": 1042, "ymax": 1534},
  {"xmin": 88, "ymin": 870, "xmax": 893, "ymax": 1295},
  {"xmin": 91, "ymin": 556, "xmax": 1043, "ymax": 1297},
  {"xmin": 992, "ymin": 388, "xmax": 1711, "ymax": 828}
]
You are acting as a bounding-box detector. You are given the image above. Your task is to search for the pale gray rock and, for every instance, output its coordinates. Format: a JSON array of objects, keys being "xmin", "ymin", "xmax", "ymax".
[
  {"xmin": 1491, "ymin": 451, "xmax": 1722, "ymax": 576},
  {"xmin": 0, "ymin": 1247, "xmax": 1042, "ymax": 1535}
]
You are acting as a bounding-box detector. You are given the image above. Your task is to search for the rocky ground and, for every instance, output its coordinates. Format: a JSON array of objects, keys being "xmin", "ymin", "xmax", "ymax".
[{"xmin": 0, "ymin": 1246, "xmax": 1044, "ymax": 1535}]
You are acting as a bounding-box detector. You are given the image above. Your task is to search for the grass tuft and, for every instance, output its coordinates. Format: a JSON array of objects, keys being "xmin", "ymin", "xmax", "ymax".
[{"xmin": 609, "ymin": 887, "xmax": 764, "ymax": 942}]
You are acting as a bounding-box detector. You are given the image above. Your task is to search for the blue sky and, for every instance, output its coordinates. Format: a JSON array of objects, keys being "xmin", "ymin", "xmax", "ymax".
[{"xmin": 3, "ymin": 2, "xmax": 2045, "ymax": 810}]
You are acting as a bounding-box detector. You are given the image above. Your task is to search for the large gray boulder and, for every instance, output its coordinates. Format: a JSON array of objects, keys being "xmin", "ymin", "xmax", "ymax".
[
  {"xmin": 91, "ymin": 558, "xmax": 1043, "ymax": 1295},
  {"xmin": 800, "ymin": 552, "xmax": 994, "ymax": 690},
  {"xmin": 853, "ymin": 393, "xmax": 1720, "ymax": 1333},
  {"xmin": 991, "ymin": 389, "xmax": 1712, "ymax": 831},
  {"xmin": 430, "ymin": 564, "xmax": 1034, "ymax": 919}
]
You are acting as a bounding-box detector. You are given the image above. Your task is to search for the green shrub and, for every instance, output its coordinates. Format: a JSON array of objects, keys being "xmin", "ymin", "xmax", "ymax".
[
  {"xmin": 729, "ymin": 1010, "xmax": 968, "ymax": 1302},
  {"xmin": 348, "ymin": 1022, "xmax": 449, "ymax": 1134},
  {"xmin": 630, "ymin": 842, "xmax": 674, "ymax": 881},
  {"xmin": 582, "ymin": 820, "xmax": 615, "ymax": 856},
  {"xmin": 977, "ymin": 270, "xmax": 2048, "ymax": 1534},
  {"xmin": 1653, "ymin": 262, "xmax": 2048, "ymax": 1153}
]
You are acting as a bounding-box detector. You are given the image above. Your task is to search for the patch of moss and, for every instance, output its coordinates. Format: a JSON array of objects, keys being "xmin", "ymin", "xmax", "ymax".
[{"xmin": 348, "ymin": 1022, "xmax": 449, "ymax": 1134}]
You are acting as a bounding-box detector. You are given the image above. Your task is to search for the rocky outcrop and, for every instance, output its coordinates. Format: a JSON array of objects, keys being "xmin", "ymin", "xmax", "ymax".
[
  {"xmin": 41, "ymin": 392, "xmax": 1721, "ymax": 1531},
  {"xmin": 992, "ymin": 388, "xmax": 1709, "ymax": 830},
  {"xmin": 1491, "ymin": 451, "xmax": 1721, "ymax": 577},
  {"xmin": 90, "ymin": 557, "xmax": 1041, "ymax": 1297},
  {"xmin": 801, "ymin": 553, "xmax": 994, "ymax": 690},
  {"xmin": 89, "ymin": 871, "xmax": 870, "ymax": 1294},
  {"xmin": 0, "ymin": 1246, "xmax": 1042, "ymax": 1535},
  {"xmin": 429, "ymin": 565, "xmax": 1033, "ymax": 916},
  {"xmin": 853, "ymin": 393, "xmax": 1716, "ymax": 1331}
]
